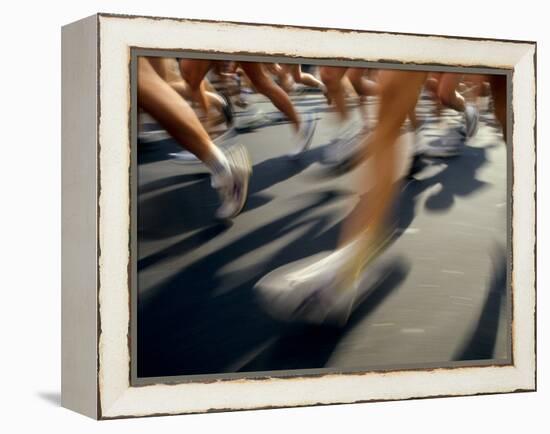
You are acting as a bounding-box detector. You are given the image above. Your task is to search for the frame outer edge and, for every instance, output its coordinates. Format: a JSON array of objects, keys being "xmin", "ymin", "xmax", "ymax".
[
  {"xmin": 95, "ymin": 13, "xmax": 537, "ymax": 419},
  {"xmin": 61, "ymin": 13, "xmax": 99, "ymax": 420}
]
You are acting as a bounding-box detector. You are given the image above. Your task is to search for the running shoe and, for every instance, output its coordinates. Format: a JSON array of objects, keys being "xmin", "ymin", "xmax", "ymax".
[
  {"xmin": 170, "ymin": 128, "xmax": 238, "ymax": 164},
  {"xmin": 322, "ymin": 122, "xmax": 368, "ymax": 167},
  {"xmin": 234, "ymin": 97, "xmax": 249, "ymax": 108},
  {"xmin": 322, "ymin": 112, "xmax": 368, "ymax": 164},
  {"xmin": 255, "ymin": 229, "xmax": 393, "ymax": 326},
  {"xmin": 287, "ymin": 112, "xmax": 317, "ymax": 158},
  {"xmin": 234, "ymin": 107, "xmax": 269, "ymax": 132},
  {"xmin": 464, "ymin": 104, "xmax": 480, "ymax": 138},
  {"xmin": 138, "ymin": 129, "xmax": 171, "ymax": 144},
  {"xmin": 214, "ymin": 144, "xmax": 252, "ymax": 220},
  {"xmin": 415, "ymin": 124, "xmax": 465, "ymax": 158},
  {"xmin": 219, "ymin": 92, "xmax": 234, "ymax": 126}
]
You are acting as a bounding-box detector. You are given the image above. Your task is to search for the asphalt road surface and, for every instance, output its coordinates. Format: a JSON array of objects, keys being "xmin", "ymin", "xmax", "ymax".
[{"xmin": 136, "ymin": 89, "xmax": 509, "ymax": 379}]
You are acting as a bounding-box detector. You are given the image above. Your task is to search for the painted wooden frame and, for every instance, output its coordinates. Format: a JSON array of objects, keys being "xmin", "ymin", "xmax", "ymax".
[{"xmin": 61, "ymin": 13, "xmax": 536, "ymax": 419}]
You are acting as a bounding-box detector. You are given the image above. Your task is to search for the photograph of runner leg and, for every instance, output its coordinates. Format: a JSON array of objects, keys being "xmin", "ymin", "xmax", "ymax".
[{"xmin": 136, "ymin": 56, "xmax": 509, "ymax": 379}]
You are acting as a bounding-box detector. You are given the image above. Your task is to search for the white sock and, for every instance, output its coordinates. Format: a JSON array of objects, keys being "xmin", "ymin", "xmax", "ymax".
[
  {"xmin": 291, "ymin": 237, "xmax": 362, "ymax": 281},
  {"xmin": 204, "ymin": 145, "xmax": 231, "ymax": 189}
]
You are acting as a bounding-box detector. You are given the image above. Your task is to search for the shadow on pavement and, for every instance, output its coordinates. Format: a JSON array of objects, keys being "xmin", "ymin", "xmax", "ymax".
[
  {"xmin": 238, "ymin": 256, "xmax": 410, "ymax": 372},
  {"xmin": 138, "ymin": 223, "xmax": 232, "ymax": 271},
  {"xmin": 137, "ymin": 191, "xmax": 344, "ymax": 377},
  {"xmin": 138, "ymin": 144, "xmax": 327, "ymax": 240},
  {"xmin": 136, "ymin": 117, "xmax": 502, "ymax": 378},
  {"xmin": 139, "ymin": 172, "xmax": 209, "ymax": 195},
  {"xmin": 138, "ymin": 138, "xmax": 184, "ymax": 165},
  {"xmin": 393, "ymin": 143, "xmax": 490, "ymax": 236},
  {"xmin": 453, "ymin": 245, "xmax": 508, "ymax": 361}
]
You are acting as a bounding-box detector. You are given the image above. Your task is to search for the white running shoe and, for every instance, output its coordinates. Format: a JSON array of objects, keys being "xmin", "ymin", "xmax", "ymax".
[
  {"xmin": 255, "ymin": 230, "xmax": 393, "ymax": 326},
  {"xmin": 415, "ymin": 125, "xmax": 465, "ymax": 158},
  {"xmin": 287, "ymin": 112, "xmax": 317, "ymax": 158},
  {"xmin": 234, "ymin": 107, "xmax": 269, "ymax": 132},
  {"xmin": 322, "ymin": 114, "xmax": 367, "ymax": 166},
  {"xmin": 138, "ymin": 129, "xmax": 171, "ymax": 144},
  {"xmin": 170, "ymin": 128, "xmax": 238, "ymax": 164},
  {"xmin": 256, "ymin": 252, "xmax": 357, "ymax": 326},
  {"xmin": 213, "ymin": 144, "xmax": 252, "ymax": 220},
  {"xmin": 322, "ymin": 128, "xmax": 369, "ymax": 167},
  {"xmin": 337, "ymin": 115, "xmax": 362, "ymax": 140},
  {"xmin": 464, "ymin": 104, "xmax": 480, "ymax": 138}
]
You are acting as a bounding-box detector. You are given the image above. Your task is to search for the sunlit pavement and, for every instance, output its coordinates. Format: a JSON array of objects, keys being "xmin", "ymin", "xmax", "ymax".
[{"xmin": 136, "ymin": 91, "xmax": 509, "ymax": 378}]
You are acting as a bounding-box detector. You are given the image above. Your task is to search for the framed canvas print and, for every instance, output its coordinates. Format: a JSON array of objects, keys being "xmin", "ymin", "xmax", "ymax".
[{"xmin": 61, "ymin": 13, "xmax": 536, "ymax": 419}]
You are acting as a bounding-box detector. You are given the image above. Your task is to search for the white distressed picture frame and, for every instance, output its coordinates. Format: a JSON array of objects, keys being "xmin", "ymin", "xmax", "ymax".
[{"xmin": 61, "ymin": 13, "xmax": 536, "ymax": 419}]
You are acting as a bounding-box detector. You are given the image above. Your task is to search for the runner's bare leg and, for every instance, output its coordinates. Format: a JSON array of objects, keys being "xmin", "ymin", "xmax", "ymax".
[
  {"xmin": 320, "ymin": 66, "xmax": 349, "ymax": 120},
  {"xmin": 346, "ymin": 68, "xmax": 379, "ymax": 97},
  {"xmin": 285, "ymin": 64, "xmax": 325, "ymax": 89},
  {"xmin": 240, "ymin": 62, "xmax": 301, "ymax": 131},
  {"xmin": 339, "ymin": 70, "xmax": 427, "ymax": 250},
  {"xmin": 139, "ymin": 57, "xmax": 217, "ymax": 161},
  {"xmin": 179, "ymin": 58, "xmax": 214, "ymax": 118}
]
